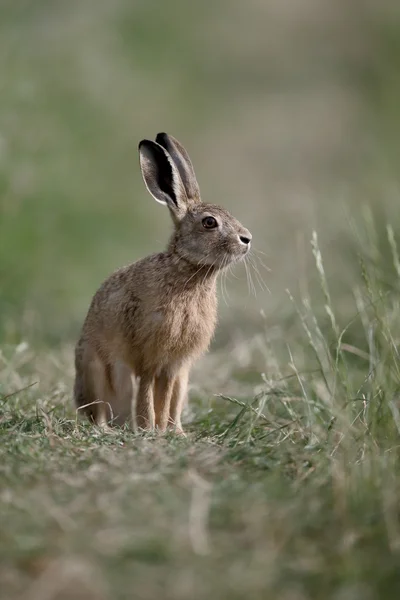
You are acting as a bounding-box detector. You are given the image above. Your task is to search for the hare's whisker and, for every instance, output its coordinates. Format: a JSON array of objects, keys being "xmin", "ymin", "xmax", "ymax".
[
  {"xmin": 248, "ymin": 254, "xmax": 264, "ymax": 293},
  {"xmin": 248, "ymin": 252, "xmax": 270, "ymax": 293},
  {"xmin": 200, "ymin": 257, "xmax": 217, "ymax": 288},
  {"xmin": 183, "ymin": 252, "xmax": 213, "ymax": 288},
  {"xmin": 253, "ymin": 247, "xmax": 270, "ymax": 259},
  {"xmin": 244, "ymin": 256, "xmax": 257, "ymax": 297},
  {"xmin": 253, "ymin": 248, "xmax": 272, "ymax": 272},
  {"xmin": 220, "ymin": 254, "xmax": 231, "ymax": 306},
  {"xmin": 243, "ymin": 257, "xmax": 252, "ymax": 296}
]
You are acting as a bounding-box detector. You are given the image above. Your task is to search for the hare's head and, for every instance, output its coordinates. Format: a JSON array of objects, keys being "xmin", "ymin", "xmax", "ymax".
[{"xmin": 139, "ymin": 133, "xmax": 252, "ymax": 269}]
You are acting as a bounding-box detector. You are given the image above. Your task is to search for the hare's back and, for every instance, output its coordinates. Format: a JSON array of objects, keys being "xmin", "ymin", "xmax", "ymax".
[{"xmin": 87, "ymin": 253, "xmax": 163, "ymax": 319}]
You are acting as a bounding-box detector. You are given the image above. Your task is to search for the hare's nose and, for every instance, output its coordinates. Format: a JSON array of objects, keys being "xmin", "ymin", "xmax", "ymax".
[{"xmin": 239, "ymin": 230, "xmax": 252, "ymax": 245}]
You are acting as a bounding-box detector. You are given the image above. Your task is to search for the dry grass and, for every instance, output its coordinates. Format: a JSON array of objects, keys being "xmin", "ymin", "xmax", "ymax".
[
  {"xmin": 2, "ymin": 2, "xmax": 400, "ymax": 598},
  {"xmin": 2, "ymin": 229, "xmax": 400, "ymax": 599}
]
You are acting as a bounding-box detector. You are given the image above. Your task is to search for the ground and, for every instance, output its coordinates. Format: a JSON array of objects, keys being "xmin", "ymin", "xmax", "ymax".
[
  {"xmin": 2, "ymin": 233, "xmax": 400, "ymax": 600},
  {"xmin": 2, "ymin": 2, "xmax": 400, "ymax": 598}
]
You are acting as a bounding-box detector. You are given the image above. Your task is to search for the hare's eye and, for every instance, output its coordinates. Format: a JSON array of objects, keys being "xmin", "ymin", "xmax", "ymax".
[{"xmin": 202, "ymin": 216, "xmax": 218, "ymax": 229}]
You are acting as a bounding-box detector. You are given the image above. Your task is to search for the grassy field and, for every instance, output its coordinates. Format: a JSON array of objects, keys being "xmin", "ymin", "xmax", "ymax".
[
  {"xmin": 3, "ymin": 1, "xmax": 400, "ymax": 599},
  {"xmin": 3, "ymin": 228, "xmax": 400, "ymax": 599}
]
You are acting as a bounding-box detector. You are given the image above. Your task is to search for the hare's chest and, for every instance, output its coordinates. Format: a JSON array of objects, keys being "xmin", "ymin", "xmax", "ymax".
[{"xmin": 149, "ymin": 293, "xmax": 217, "ymax": 358}]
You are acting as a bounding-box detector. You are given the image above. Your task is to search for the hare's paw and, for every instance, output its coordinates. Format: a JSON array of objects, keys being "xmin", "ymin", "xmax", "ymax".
[{"xmin": 167, "ymin": 424, "xmax": 186, "ymax": 437}]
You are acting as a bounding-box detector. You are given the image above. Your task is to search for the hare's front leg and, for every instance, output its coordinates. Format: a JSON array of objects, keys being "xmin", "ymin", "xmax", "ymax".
[
  {"xmin": 154, "ymin": 371, "xmax": 175, "ymax": 432},
  {"xmin": 169, "ymin": 366, "xmax": 189, "ymax": 435},
  {"xmin": 136, "ymin": 373, "xmax": 155, "ymax": 430}
]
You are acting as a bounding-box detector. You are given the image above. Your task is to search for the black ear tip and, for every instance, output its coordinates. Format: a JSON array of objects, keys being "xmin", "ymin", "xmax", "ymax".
[
  {"xmin": 138, "ymin": 139, "xmax": 157, "ymax": 152},
  {"xmin": 155, "ymin": 132, "xmax": 169, "ymax": 145}
]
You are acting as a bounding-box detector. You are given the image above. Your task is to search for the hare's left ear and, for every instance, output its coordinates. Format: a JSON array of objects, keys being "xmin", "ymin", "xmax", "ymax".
[
  {"xmin": 156, "ymin": 133, "xmax": 201, "ymax": 202},
  {"xmin": 138, "ymin": 140, "xmax": 189, "ymax": 222}
]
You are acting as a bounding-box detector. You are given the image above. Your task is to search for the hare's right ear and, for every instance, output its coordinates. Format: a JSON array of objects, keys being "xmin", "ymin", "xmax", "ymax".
[
  {"xmin": 139, "ymin": 140, "xmax": 188, "ymax": 222},
  {"xmin": 156, "ymin": 133, "xmax": 200, "ymax": 202}
]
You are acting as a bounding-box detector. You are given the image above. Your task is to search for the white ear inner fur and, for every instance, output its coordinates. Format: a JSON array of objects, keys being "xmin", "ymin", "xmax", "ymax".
[
  {"xmin": 164, "ymin": 150, "xmax": 188, "ymax": 208},
  {"xmin": 139, "ymin": 151, "xmax": 167, "ymax": 205},
  {"xmin": 140, "ymin": 144, "xmax": 188, "ymax": 210}
]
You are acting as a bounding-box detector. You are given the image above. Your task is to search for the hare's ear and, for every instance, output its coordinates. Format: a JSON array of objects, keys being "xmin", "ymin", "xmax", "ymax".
[
  {"xmin": 155, "ymin": 133, "xmax": 200, "ymax": 202},
  {"xmin": 139, "ymin": 140, "xmax": 189, "ymax": 221}
]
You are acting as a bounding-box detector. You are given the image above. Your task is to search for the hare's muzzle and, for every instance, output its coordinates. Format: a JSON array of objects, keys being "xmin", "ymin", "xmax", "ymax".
[
  {"xmin": 239, "ymin": 234, "xmax": 252, "ymax": 245},
  {"xmin": 238, "ymin": 229, "xmax": 252, "ymax": 249}
]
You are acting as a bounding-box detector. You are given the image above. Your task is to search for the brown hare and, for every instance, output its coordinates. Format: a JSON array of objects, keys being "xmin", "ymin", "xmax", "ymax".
[{"xmin": 74, "ymin": 133, "xmax": 252, "ymax": 434}]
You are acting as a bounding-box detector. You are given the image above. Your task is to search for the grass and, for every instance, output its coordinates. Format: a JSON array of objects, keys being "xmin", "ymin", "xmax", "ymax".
[
  {"xmin": 3, "ymin": 2, "xmax": 400, "ymax": 598},
  {"xmin": 2, "ymin": 226, "xmax": 400, "ymax": 599}
]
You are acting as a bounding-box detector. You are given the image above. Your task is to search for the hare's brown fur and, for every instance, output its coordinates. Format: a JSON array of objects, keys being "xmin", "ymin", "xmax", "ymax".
[{"xmin": 74, "ymin": 133, "xmax": 251, "ymax": 434}]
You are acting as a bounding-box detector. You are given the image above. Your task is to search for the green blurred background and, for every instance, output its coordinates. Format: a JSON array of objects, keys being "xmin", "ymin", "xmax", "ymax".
[{"xmin": 1, "ymin": 0, "xmax": 400, "ymax": 345}]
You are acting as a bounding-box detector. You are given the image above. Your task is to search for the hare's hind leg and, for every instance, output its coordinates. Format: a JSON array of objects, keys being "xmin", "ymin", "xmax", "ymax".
[
  {"xmin": 168, "ymin": 366, "xmax": 189, "ymax": 435},
  {"xmin": 74, "ymin": 371, "xmax": 96, "ymax": 422},
  {"xmin": 74, "ymin": 343, "xmax": 103, "ymax": 423},
  {"xmin": 74, "ymin": 349, "xmax": 112, "ymax": 428},
  {"xmin": 91, "ymin": 359, "xmax": 136, "ymax": 428},
  {"xmin": 74, "ymin": 340, "xmax": 93, "ymax": 420},
  {"xmin": 85, "ymin": 356, "xmax": 114, "ymax": 427},
  {"xmin": 109, "ymin": 361, "xmax": 135, "ymax": 427}
]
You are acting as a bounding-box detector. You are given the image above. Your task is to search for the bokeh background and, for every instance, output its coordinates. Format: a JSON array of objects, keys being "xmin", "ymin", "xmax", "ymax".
[{"xmin": 1, "ymin": 0, "xmax": 400, "ymax": 346}]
